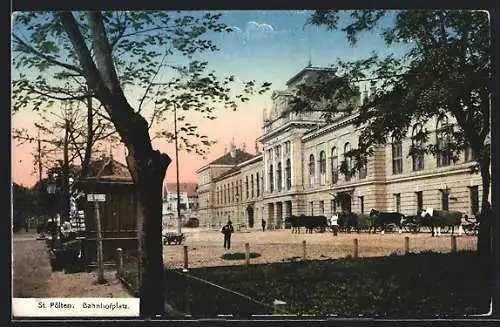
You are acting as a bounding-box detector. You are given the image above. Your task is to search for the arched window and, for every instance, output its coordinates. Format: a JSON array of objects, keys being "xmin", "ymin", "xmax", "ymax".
[
  {"xmin": 412, "ymin": 123, "xmax": 425, "ymax": 171},
  {"xmin": 285, "ymin": 158, "xmax": 291, "ymax": 190},
  {"xmin": 392, "ymin": 136, "xmax": 403, "ymax": 174},
  {"xmin": 436, "ymin": 116, "xmax": 451, "ymax": 167},
  {"xmin": 309, "ymin": 154, "xmax": 315, "ymax": 186},
  {"xmin": 331, "ymin": 147, "xmax": 338, "ymax": 184},
  {"xmin": 277, "ymin": 162, "xmax": 282, "ymax": 191},
  {"xmin": 319, "ymin": 151, "xmax": 326, "ymax": 185},
  {"xmin": 344, "ymin": 143, "xmax": 352, "ymax": 181}
]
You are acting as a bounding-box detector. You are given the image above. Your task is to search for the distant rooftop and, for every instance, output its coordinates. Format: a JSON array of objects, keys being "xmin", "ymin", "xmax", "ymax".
[{"xmin": 164, "ymin": 182, "xmax": 198, "ymax": 197}]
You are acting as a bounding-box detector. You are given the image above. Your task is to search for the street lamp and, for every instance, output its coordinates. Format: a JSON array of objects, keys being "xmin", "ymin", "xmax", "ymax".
[{"xmin": 46, "ymin": 177, "xmax": 58, "ymax": 245}]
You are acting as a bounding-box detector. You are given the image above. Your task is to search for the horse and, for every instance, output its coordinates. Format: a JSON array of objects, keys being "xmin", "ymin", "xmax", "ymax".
[
  {"xmin": 420, "ymin": 208, "xmax": 463, "ymax": 237},
  {"xmin": 368, "ymin": 209, "xmax": 405, "ymax": 234}
]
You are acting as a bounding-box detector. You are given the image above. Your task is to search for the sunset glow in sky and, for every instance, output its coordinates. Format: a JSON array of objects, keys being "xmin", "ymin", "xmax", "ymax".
[{"xmin": 11, "ymin": 10, "xmax": 403, "ymax": 188}]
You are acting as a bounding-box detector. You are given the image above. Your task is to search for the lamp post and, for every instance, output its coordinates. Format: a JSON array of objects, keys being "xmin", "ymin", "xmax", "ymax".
[
  {"xmin": 46, "ymin": 177, "xmax": 58, "ymax": 247},
  {"xmin": 235, "ymin": 192, "xmax": 240, "ymax": 231}
]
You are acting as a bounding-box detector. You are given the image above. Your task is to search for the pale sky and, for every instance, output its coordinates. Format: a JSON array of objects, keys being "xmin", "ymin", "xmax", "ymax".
[{"xmin": 11, "ymin": 10, "xmax": 406, "ymax": 188}]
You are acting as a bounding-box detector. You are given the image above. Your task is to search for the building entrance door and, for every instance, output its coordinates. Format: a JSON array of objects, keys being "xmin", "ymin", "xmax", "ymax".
[
  {"xmin": 246, "ymin": 205, "xmax": 254, "ymax": 228},
  {"xmin": 338, "ymin": 192, "xmax": 352, "ymax": 214}
]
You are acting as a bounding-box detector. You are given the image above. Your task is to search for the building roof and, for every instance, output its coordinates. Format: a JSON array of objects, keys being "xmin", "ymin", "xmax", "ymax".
[
  {"xmin": 81, "ymin": 156, "xmax": 132, "ymax": 182},
  {"xmin": 165, "ymin": 182, "xmax": 198, "ymax": 197},
  {"xmin": 286, "ymin": 66, "xmax": 336, "ymax": 87},
  {"xmin": 212, "ymin": 166, "xmax": 241, "ymax": 182},
  {"xmin": 207, "ymin": 148, "xmax": 256, "ymax": 166}
]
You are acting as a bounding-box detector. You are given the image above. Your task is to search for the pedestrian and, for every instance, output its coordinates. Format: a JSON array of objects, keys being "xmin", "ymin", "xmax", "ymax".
[
  {"xmin": 261, "ymin": 219, "xmax": 266, "ymax": 232},
  {"xmin": 221, "ymin": 220, "xmax": 234, "ymax": 249},
  {"xmin": 330, "ymin": 213, "xmax": 339, "ymax": 236}
]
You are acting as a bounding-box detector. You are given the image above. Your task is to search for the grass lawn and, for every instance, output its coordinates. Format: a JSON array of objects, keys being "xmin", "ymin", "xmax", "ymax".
[{"xmin": 186, "ymin": 251, "xmax": 491, "ymax": 317}]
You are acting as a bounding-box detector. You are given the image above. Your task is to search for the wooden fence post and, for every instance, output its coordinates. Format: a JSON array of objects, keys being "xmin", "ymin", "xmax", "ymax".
[
  {"xmin": 451, "ymin": 235, "xmax": 457, "ymax": 252},
  {"xmin": 353, "ymin": 238, "xmax": 359, "ymax": 258},
  {"xmin": 245, "ymin": 243, "xmax": 250, "ymax": 266},
  {"xmin": 302, "ymin": 240, "xmax": 307, "ymax": 260},
  {"xmin": 116, "ymin": 248, "xmax": 124, "ymax": 278},
  {"xmin": 183, "ymin": 245, "xmax": 189, "ymax": 270},
  {"xmin": 404, "ymin": 236, "xmax": 410, "ymax": 255}
]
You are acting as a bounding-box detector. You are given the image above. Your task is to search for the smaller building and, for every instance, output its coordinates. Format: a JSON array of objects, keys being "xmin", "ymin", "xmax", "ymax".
[{"xmin": 162, "ymin": 182, "xmax": 198, "ymax": 228}]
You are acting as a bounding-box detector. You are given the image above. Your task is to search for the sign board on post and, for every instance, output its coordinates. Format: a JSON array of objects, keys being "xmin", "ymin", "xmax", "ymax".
[{"xmin": 87, "ymin": 194, "xmax": 106, "ymax": 202}]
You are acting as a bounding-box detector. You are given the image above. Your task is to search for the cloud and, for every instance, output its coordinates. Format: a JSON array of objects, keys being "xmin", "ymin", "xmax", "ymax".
[
  {"xmin": 230, "ymin": 21, "xmax": 275, "ymax": 45},
  {"xmin": 245, "ymin": 21, "xmax": 275, "ymax": 37}
]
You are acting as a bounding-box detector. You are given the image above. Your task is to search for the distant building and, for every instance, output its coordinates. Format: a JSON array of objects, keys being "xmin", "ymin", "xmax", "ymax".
[
  {"xmin": 162, "ymin": 182, "xmax": 198, "ymax": 227},
  {"xmin": 196, "ymin": 66, "xmax": 486, "ymax": 229}
]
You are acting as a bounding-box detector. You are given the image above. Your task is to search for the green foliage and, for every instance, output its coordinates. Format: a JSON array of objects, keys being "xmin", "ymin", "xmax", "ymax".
[
  {"xmin": 293, "ymin": 10, "xmax": 490, "ymax": 179},
  {"xmin": 221, "ymin": 252, "xmax": 261, "ymax": 260},
  {"xmin": 191, "ymin": 251, "xmax": 490, "ymax": 316},
  {"xmin": 12, "ymin": 11, "xmax": 271, "ymax": 159}
]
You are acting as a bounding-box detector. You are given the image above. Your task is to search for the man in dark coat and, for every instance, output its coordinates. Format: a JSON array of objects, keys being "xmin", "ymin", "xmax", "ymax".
[
  {"xmin": 261, "ymin": 219, "xmax": 266, "ymax": 232},
  {"xmin": 221, "ymin": 220, "xmax": 234, "ymax": 249}
]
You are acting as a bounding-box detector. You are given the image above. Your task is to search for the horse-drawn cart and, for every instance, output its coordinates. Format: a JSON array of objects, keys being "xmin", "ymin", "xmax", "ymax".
[{"xmin": 163, "ymin": 232, "xmax": 185, "ymax": 245}]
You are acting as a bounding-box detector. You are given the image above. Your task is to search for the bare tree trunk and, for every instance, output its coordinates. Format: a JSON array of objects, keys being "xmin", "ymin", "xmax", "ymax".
[
  {"xmin": 62, "ymin": 119, "xmax": 70, "ymax": 223},
  {"xmin": 127, "ymin": 149, "xmax": 171, "ymax": 317},
  {"xmin": 477, "ymin": 155, "xmax": 492, "ymax": 257},
  {"xmin": 79, "ymin": 93, "xmax": 94, "ymax": 179}
]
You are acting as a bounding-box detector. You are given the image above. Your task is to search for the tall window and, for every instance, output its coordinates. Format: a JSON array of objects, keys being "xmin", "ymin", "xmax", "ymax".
[
  {"xmin": 251, "ymin": 175, "xmax": 255, "ymax": 198},
  {"xmin": 269, "ymin": 165, "xmax": 274, "ymax": 192},
  {"xmin": 331, "ymin": 199, "xmax": 337, "ymax": 214},
  {"xmin": 416, "ymin": 191, "xmax": 423, "ymax": 214},
  {"xmin": 231, "ymin": 182, "xmax": 234, "ymax": 203},
  {"xmin": 245, "ymin": 176, "xmax": 249, "ymax": 199},
  {"xmin": 261, "ymin": 172, "xmax": 264, "ymax": 195},
  {"xmin": 319, "ymin": 201, "xmax": 325, "ymax": 215},
  {"xmin": 412, "ymin": 123, "xmax": 425, "ymax": 171},
  {"xmin": 344, "ymin": 143, "xmax": 352, "ymax": 181},
  {"xmin": 436, "ymin": 116, "xmax": 451, "ymax": 167},
  {"xmin": 394, "ymin": 193, "xmax": 401, "ymax": 213},
  {"xmin": 309, "ymin": 154, "xmax": 315, "ymax": 186},
  {"xmin": 331, "ymin": 147, "xmax": 338, "ymax": 184},
  {"xmin": 359, "ymin": 196, "xmax": 364, "ymax": 214},
  {"xmin": 256, "ymin": 172, "xmax": 260, "ymax": 197},
  {"xmin": 470, "ymin": 186, "xmax": 479, "ymax": 215},
  {"xmin": 441, "ymin": 188, "xmax": 449, "ymax": 211},
  {"xmin": 464, "ymin": 144, "xmax": 477, "ymax": 162},
  {"xmin": 277, "ymin": 163, "xmax": 282, "ymax": 191},
  {"xmin": 285, "ymin": 158, "xmax": 291, "ymax": 190},
  {"xmin": 310, "ymin": 201, "xmax": 314, "ymax": 215},
  {"xmin": 319, "ymin": 151, "xmax": 326, "ymax": 185},
  {"xmin": 392, "ymin": 137, "xmax": 403, "ymax": 174}
]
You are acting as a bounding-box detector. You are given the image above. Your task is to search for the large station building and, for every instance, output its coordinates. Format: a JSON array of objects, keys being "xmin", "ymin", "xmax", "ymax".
[{"xmin": 196, "ymin": 66, "xmax": 485, "ymax": 229}]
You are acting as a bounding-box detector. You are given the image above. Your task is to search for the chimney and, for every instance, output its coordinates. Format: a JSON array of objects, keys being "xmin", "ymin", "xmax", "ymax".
[
  {"xmin": 242, "ymin": 142, "xmax": 246, "ymax": 152},
  {"xmin": 255, "ymin": 141, "xmax": 259, "ymax": 154},
  {"xmin": 229, "ymin": 141, "xmax": 236, "ymax": 158}
]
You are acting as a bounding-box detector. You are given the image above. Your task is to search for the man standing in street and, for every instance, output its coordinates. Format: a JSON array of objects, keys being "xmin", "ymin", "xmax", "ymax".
[
  {"xmin": 221, "ymin": 220, "xmax": 234, "ymax": 249},
  {"xmin": 261, "ymin": 219, "xmax": 266, "ymax": 232}
]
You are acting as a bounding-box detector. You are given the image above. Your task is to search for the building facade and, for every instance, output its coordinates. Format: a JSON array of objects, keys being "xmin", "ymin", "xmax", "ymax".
[{"xmin": 197, "ymin": 66, "xmax": 485, "ymax": 229}]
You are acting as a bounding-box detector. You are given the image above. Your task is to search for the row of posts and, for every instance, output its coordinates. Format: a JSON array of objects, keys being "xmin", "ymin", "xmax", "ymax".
[{"xmin": 176, "ymin": 235, "xmax": 459, "ymax": 270}]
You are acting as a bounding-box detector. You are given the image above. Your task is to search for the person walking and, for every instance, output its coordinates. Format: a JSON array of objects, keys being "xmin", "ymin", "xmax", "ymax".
[
  {"xmin": 221, "ymin": 220, "xmax": 234, "ymax": 249},
  {"xmin": 261, "ymin": 219, "xmax": 266, "ymax": 232},
  {"xmin": 330, "ymin": 213, "xmax": 339, "ymax": 236}
]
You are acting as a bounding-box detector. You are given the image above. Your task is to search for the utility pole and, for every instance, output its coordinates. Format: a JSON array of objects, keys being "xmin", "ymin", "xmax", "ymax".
[
  {"xmin": 174, "ymin": 104, "xmax": 182, "ymax": 234},
  {"xmin": 38, "ymin": 128, "xmax": 42, "ymax": 183}
]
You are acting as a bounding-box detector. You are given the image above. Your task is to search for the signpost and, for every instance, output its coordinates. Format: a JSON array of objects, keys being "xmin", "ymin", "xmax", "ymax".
[{"xmin": 87, "ymin": 194, "xmax": 106, "ymax": 283}]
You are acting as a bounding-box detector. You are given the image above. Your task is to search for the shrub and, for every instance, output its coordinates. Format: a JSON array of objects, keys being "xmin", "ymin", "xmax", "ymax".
[{"xmin": 221, "ymin": 252, "xmax": 261, "ymax": 260}]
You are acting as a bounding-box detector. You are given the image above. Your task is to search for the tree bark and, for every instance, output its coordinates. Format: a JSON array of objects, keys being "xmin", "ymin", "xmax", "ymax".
[
  {"xmin": 127, "ymin": 149, "xmax": 171, "ymax": 317},
  {"xmin": 477, "ymin": 155, "xmax": 492, "ymax": 257}
]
